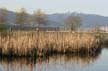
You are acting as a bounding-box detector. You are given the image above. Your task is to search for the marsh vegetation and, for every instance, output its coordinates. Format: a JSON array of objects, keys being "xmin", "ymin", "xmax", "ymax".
[{"xmin": 0, "ymin": 30, "xmax": 105, "ymax": 57}]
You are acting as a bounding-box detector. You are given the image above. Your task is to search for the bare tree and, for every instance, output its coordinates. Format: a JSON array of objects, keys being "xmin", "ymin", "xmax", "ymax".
[
  {"xmin": 0, "ymin": 7, "xmax": 8, "ymax": 24},
  {"xmin": 16, "ymin": 8, "xmax": 28, "ymax": 24},
  {"xmin": 33, "ymin": 9, "xmax": 47, "ymax": 49},
  {"xmin": 33, "ymin": 9, "xmax": 47, "ymax": 27},
  {"xmin": 65, "ymin": 16, "xmax": 82, "ymax": 31}
]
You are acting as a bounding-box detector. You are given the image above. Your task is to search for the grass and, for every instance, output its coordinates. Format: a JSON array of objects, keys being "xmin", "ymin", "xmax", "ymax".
[{"xmin": 0, "ymin": 30, "xmax": 101, "ymax": 57}]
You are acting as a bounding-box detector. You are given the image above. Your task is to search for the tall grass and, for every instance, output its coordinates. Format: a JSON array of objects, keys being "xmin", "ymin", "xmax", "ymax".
[{"xmin": 0, "ymin": 31, "xmax": 100, "ymax": 56}]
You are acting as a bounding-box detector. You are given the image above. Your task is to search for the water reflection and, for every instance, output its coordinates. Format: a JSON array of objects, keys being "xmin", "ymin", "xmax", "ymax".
[{"xmin": 0, "ymin": 48, "xmax": 102, "ymax": 71}]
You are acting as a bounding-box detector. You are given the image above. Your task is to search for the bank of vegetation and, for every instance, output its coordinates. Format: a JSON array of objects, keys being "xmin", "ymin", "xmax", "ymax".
[{"xmin": 0, "ymin": 31, "xmax": 102, "ymax": 57}]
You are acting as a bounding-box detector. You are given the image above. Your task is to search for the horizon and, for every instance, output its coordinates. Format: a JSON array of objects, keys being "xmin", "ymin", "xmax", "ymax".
[{"xmin": 0, "ymin": 0, "xmax": 108, "ymax": 16}]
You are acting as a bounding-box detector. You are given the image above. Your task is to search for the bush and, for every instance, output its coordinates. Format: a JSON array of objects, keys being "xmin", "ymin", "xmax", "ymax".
[{"xmin": 0, "ymin": 23, "xmax": 6, "ymax": 31}]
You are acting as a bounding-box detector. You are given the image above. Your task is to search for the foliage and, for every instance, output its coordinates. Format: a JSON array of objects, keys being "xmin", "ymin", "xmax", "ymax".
[{"xmin": 0, "ymin": 23, "xmax": 6, "ymax": 31}]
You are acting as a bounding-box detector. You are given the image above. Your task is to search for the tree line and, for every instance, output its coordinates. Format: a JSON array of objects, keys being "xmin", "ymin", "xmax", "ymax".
[{"xmin": 0, "ymin": 7, "xmax": 82, "ymax": 31}]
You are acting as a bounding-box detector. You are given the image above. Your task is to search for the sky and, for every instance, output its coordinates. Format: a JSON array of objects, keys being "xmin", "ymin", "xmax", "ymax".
[{"xmin": 0, "ymin": 0, "xmax": 108, "ymax": 16}]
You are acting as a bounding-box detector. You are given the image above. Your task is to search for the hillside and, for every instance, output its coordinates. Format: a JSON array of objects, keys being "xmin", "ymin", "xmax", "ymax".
[{"xmin": 0, "ymin": 9, "xmax": 108, "ymax": 28}]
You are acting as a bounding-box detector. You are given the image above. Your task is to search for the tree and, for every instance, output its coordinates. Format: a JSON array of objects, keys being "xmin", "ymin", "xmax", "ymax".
[
  {"xmin": 32, "ymin": 9, "xmax": 47, "ymax": 26},
  {"xmin": 0, "ymin": 7, "xmax": 8, "ymax": 24},
  {"xmin": 16, "ymin": 8, "xmax": 28, "ymax": 24},
  {"xmin": 32, "ymin": 9, "xmax": 47, "ymax": 49},
  {"xmin": 65, "ymin": 16, "xmax": 82, "ymax": 31}
]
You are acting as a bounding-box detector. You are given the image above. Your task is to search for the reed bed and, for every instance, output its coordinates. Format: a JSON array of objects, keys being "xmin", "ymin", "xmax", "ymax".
[{"xmin": 0, "ymin": 31, "xmax": 100, "ymax": 56}]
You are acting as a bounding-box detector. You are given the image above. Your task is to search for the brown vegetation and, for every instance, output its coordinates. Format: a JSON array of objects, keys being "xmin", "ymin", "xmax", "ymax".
[{"xmin": 0, "ymin": 31, "xmax": 100, "ymax": 57}]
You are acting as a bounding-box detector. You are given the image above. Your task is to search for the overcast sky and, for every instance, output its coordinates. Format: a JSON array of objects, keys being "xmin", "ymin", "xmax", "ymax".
[{"xmin": 0, "ymin": 0, "xmax": 108, "ymax": 16}]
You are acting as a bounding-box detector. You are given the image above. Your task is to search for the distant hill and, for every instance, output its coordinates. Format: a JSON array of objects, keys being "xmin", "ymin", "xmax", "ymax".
[
  {"xmin": 1, "ymin": 9, "xmax": 108, "ymax": 28},
  {"xmin": 48, "ymin": 13, "xmax": 108, "ymax": 28}
]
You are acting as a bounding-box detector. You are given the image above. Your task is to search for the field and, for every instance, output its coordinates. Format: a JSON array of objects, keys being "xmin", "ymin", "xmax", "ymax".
[{"xmin": 0, "ymin": 30, "xmax": 107, "ymax": 57}]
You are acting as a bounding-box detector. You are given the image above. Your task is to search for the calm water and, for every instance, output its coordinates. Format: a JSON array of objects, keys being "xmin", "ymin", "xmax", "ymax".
[{"xmin": 0, "ymin": 48, "xmax": 108, "ymax": 71}]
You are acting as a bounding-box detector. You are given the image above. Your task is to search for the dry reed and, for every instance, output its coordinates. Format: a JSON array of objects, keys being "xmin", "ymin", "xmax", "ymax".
[{"xmin": 0, "ymin": 31, "xmax": 100, "ymax": 56}]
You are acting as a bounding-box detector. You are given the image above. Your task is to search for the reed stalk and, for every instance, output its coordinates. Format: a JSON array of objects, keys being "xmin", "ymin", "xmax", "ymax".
[{"xmin": 0, "ymin": 31, "xmax": 100, "ymax": 56}]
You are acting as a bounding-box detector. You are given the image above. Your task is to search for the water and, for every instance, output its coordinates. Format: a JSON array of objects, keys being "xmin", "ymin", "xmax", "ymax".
[{"xmin": 0, "ymin": 48, "xmax": 108, "ymax": 71}]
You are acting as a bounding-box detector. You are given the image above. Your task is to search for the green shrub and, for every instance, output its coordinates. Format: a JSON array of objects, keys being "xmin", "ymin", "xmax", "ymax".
[{"xmin": 0, "ymin": 23, "xmax": 6, "ymax": 31}]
